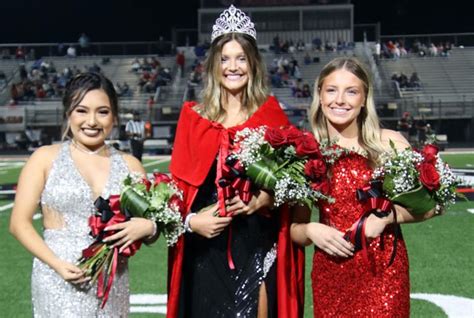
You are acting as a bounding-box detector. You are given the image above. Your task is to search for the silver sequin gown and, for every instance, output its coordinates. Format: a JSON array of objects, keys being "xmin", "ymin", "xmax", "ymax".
[{"xmin": 32, "ymin": 142, "xmax": 131, "ymax": 317}]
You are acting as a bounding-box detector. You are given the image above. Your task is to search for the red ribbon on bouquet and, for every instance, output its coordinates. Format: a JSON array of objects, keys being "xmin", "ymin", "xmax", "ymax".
[
  {"xmin": 84, "ymin": 195, "xmax": 142, "ymax": 308},
  {"xmin": 218, "ymin": 156, "xmax": 253, "ymax": 205},
  {"xmin": 344, "ymin": 180, "xmax": 398, "ymax": 270},
  {"xmin": 215, "ymin": 130, "xmax": 254, "ymax": 270}
]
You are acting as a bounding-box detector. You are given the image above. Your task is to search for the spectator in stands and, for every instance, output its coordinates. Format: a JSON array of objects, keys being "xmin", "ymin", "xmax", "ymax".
[
  {"xmin": 416, "ymin": 115, "xmax": 428, "ymax": 145},
  {"xmin": 89, "ymin": 63, "xmax": 101, "ymax": 73},
  {"xmin": 78, "ymin": 32, "xmax": 90, "ymax": 55},
  {"xmin": 66, "ymin": 45, "xmax": 76, "ymax": 58},
  {"xmin": 176, "ymin": 50, "xmax": 185, "ymax": 77},
  {"xmin": 15, "ymin": 46, "xmax": 26, "ymax": 60},
  {"xmin": 9, "ymin": 84, "xmax": 20, "ymax": 105},
  {"xmin": 121, "ymin": 81, "xmax": 132, "ymax": 97},
  {"xmin": 0, "ymin": 71, "xmax": 6, "ymax": 89},
  {"xmin": 194, "ymin": 42, "xmax": 206, "ymax": 58},
  {"xmin": 301, "ymin": 83, "xmax": 311, "ymax": 98},
  {"xmin": 397, "ymin": 111, "xmax": 412, "ymax": 140},
  {"xmin": 290, "ymin": 78, "xmax": 303, "ymax": 98},
  {"xmin": 373, "ymin": 41, "xmax": 381, "ymax": 64},
  {"xmin": 408, "ymin": 115, "xmax": 418, "ymax": 144},
  {"xmin": 1, "ymin": 48, "xmax": 11, "ymax": 59},
  {"xmin": 272, "ymin": 35, "xmax": 280, "ymax": 54},
  {"xmin": 157, "ymin": 36, "xmax": 166, "ymax": 56},
  {"xmin": 429, "ymin": 43, "xmax": 438, "ymax": 57},
  {"xmin": 441, "ymin": 42, "xmax": 452, "ymax": 57},
  {"xmin": 409, "ymin": 72, "xmax": 421, "ymax": 89},
  {"xmin": 131, "ymin": 58, "xmax": 141, "ymax": 72},
  {"xmin": 304, "ymin": 52, "xmax": 312, "ymax": 65},
  {"xmin": 147, "ymin": 96, "xmax": 154, "ymax": 119},
  {"xmin": 312, "ymin": 36, "xmax": 322, "ymax": 51},
  {"xmin": 19, "ymin": 65, "xmax": 28, "ymax": 81},
  {"xmin": 270, "ymin": 69, "xmax": 283, "ymax": 88},
  {"xmin": 398, "ymin": 73, "xmax": 408, "ymax": 88},
  {"xmin": 57, "ymin": 43, "xmax": 65, "ymax": 55},
  {"xmin": 125, "ymin": 110, "xmax": 146, "ymax": 161},
  {"xmin": 297, "ymin": 39, "xmax": 305, "ymax": 52}
]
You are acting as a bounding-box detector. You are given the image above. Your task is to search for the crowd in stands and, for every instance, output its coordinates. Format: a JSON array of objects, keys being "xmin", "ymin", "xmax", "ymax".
[
  {"xmin": 375, "ymin": 40, "xmax": 453, "ymax": 60},
  {"xmin": 268, "ymin": 55, "xmax": 312, "ymax": 99},
  {"xmin": 184, "ymin": 58, "xmax": 204, "ymax": 101},
  {"xmin": 0, "ymin": 46, "xmax": 36, "ymax": 60},
  {"xmin": 270, "ymin": 36, "xmax": 354, "ymax": 54},
  {"xmin": 7, "ymin": 58, "xmax": 132, "ymax": 105},
  {"xmin": 391, "ymin": 72, "xmax": 421, "ymax": 91},
  {"xmin": 132, "ymin": 57, "xmax": 172, "ymax": 101}
]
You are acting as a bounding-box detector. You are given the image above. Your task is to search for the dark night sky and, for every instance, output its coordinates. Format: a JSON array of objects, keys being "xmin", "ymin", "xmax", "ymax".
[{"xmin": 0, "ymin": 0, "xmax": 472, "ymax": 43}]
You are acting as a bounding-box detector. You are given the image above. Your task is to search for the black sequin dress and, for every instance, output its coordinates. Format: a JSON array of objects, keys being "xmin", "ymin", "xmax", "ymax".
[{"xmin": 178, "ymin": 162, "xmax": 278, "ymax": 318}]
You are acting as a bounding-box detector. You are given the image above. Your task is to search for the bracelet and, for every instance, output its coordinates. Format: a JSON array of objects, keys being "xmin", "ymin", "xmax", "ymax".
[
  {"xmin": 184, "ymin": 213, "xmax": 197, "ymax": 233},
  {"xmin": 147, "ymin": 221, "xmax": 158, "ymax": 239}
]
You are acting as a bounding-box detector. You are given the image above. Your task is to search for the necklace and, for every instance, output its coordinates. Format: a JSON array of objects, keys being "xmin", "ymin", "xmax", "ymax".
[{"xmin": 71, "ymin": 139, "xmax": 107, "ymax": 155}]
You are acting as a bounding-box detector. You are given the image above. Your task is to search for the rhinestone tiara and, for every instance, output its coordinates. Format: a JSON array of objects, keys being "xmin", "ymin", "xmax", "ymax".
[{"xmin": 211, "ymin": 5, "xmax": 257, "ymax": 42}]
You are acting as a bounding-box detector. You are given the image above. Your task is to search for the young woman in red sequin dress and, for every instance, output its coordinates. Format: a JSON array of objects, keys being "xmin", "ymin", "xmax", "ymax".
[{"xmin": 291, "ymin": 57, "xmax": 438, "ymax": 317}]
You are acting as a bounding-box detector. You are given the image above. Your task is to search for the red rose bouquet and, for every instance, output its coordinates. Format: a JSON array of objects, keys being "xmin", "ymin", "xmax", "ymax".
[
  {"xmin": 78, "ymin": 172, "xmax": 184, "ymax": 307},
  {"xmin": 373, "ymin": 142, "xmax": 461, "ymax": 214},
  {"xmin": 226, "ymin": 125, "xmax": 336, "ymax": 210}
]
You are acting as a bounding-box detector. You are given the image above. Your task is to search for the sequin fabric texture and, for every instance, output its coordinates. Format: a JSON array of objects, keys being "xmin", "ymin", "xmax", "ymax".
[
  {"xmin": 312, "ymin": 151, "xmax": 410, "ymax": 317},
  {"xmin": 32, "ymin": 142, "xmax": 130, "ymax": 317}
]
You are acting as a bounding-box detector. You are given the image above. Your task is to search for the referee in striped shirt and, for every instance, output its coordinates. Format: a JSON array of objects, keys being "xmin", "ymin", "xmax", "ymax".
[{"xmin": 125, "ymin": 111, "xmax": 146, "ymax": 161}]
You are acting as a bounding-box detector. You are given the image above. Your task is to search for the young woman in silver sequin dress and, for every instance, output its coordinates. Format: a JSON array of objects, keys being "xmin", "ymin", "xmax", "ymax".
[{"xmin": 9, "ymin": 72, "xmax": 157, "ymax": 317}]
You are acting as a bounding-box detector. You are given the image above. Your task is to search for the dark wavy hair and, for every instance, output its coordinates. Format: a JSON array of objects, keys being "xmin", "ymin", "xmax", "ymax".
[{"xmin": 62, "ymin": 72, "xmax": 119, "ymax": 139}]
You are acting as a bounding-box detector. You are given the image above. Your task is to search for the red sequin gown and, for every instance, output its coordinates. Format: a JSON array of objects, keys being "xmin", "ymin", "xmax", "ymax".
[{"xmin": 312, "ymin": 151, "xmax": 410, "ymax": 317}]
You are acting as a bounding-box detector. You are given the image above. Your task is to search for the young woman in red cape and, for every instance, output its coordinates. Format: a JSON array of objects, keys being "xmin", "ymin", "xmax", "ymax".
[
  {"xmin": 291, "ymin": 57, "xmax": 438, "ymax": 317},
  {"xmin": 167, "ymin": 5, "xmax": 304, "ymax": 318}
]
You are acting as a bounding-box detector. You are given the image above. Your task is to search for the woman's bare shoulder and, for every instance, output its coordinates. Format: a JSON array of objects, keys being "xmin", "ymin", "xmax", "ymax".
[
  {"xmin": 120, "ymin": 152, "xmax": 146, "ymax": 175},
  {"xmin": 380, "ymin": 129, "xmax": 411, "ymax": 150}
]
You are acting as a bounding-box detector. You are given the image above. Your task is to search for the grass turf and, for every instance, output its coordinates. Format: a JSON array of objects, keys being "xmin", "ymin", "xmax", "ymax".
[{"xmin": 0, "ymin": 157, "xmax": 472, "ymax": 317}]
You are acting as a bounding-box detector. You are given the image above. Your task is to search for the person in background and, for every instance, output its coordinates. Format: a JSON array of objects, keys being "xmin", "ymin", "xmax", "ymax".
[
  {"xmin": 125, "ymin": 110, "xmax": 146, "ymax": 161},
  {"xmin": 397, "ymin": 111, "xmax": 412, "ymax": 140}
]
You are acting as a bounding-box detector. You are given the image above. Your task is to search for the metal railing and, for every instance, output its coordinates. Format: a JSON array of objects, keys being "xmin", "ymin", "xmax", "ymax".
[{"xmin": 0, "ymin": 41, "xmax": 175, "ymax": 58}]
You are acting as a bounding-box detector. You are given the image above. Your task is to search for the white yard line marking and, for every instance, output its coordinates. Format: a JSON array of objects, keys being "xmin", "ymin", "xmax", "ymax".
[
  {"xmin": 0, "ymin": 203, "xmax": 14, "ymax": 212},
  {"xmin": 0, "ymin": 162, "xmax": 25, "ymax": 169},
  {"xmin": 0, "ymin": 190, "xmax": 16, "ymax": 195},
  {"xmin": 411, "ymin": 293, "xmax": 474, "ymax": 318},
  {"xmin": 143, "ymin": 158, "xmax": 170, "ymax": 168},
  {"xmin": 130, "ymin": 294, "xmax": 167, "ymax": 314}
]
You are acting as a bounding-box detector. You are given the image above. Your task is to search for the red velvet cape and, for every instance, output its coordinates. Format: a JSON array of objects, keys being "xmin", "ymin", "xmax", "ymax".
[{"xmin": 167, "ymin": 96, "xmax": 304, "ymax": 317}]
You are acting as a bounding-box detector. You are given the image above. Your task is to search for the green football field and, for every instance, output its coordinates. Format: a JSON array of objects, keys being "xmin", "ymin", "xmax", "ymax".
[{"xmin": 0, "ymin": 155, "xmax": 473, "ymax": 317}]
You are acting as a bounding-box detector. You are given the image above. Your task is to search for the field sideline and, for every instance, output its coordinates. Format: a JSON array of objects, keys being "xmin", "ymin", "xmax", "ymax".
[{"xmin": 0, "ymin": 154, "xmax": 473, "ymax": 317}]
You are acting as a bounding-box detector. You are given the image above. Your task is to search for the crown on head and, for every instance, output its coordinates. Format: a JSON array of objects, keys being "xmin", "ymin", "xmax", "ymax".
[{"xmin": 211, "ymin": 5, "xmax": 256, "ymax": 43}]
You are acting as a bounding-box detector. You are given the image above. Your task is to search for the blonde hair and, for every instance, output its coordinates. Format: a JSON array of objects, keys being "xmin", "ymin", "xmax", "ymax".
[
  {"xmin": 309, "ymin": 57, "xmax": 385, "ymax": 164},
  {"xmin": 201, "ymin": 33, "xmax": 268, "ymax": 121}
]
